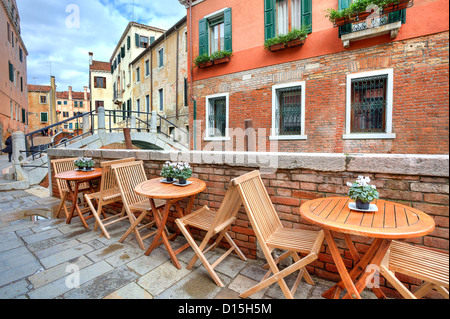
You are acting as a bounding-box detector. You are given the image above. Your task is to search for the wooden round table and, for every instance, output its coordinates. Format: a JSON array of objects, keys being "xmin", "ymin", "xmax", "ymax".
[
  {"xmin": 133, "ymin": 177, "xmax": 206, "ymax": 269},
  {"xmin": 300, "ymin": 197, "xmax": 435, "ymax": 299},
  {"xmin": 54, "ymin": 168, "xmax": 102, "ymax": 228}
]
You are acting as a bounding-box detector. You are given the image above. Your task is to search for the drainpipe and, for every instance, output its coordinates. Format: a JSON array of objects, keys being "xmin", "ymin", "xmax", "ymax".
[
  {"xmin": 187, "ymin": 0, "xmax": 197, "ymax": 150},
  {"xmin": 175, "ymin": 24, "xmax": 180, "ymax": 120}
]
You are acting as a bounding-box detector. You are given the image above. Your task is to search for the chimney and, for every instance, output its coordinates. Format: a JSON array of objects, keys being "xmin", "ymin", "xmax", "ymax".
[
  {"xmin": 83, "ymin": 86, "xmax": 88, "ymax": 101},
  {"xmin": 50, "ymin": 76, "xmax": 57, "ymax": 125},
  {"xmin": 89, "ymin": 52, "xmax": 93, "ymax": 66},
  {"xmin": 68, "ymin": 86, "xmax": 73, "ymax": 100}
]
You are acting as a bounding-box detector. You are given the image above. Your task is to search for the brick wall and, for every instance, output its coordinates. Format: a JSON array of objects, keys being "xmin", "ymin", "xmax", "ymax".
[
  {"xmin": 48, "ymin": 149, "xmax": 449, "ymax": 298},
  {"xmin": 190, "ymin": 32, "xmax": 449, "ymax": 155}
]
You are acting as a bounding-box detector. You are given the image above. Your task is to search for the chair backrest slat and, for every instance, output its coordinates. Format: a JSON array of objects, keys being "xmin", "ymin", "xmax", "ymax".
[
  {"xmin": 232, "ymin": 170, "xmax": 282, "ymax": 242},
  {"xmin": 52, "ymin": 157, "xmax": 79, "ymax": 193},
  {"xmin": 99, "ymin": 158, "xmax": 135, "ymax": 198},
  {"xmin": 212, "ymin": 184, "xmax": 242, "ymax": 228},
  {"xmin": 112, "ymin": 161, "xmax": 148, "ymax": 209}
]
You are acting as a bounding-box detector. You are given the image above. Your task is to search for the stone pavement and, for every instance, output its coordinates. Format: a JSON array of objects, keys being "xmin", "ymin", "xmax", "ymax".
[{"xmin": 0, "ymin": 186, "xmax": 378, "ymax": 300}]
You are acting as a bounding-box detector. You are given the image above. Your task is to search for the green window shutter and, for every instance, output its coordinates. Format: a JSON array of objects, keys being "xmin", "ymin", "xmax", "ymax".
[
  {"xmin": 135, "ymin": 33, "xmax": 140, "ymax": 47},
  {"xmin": 338, "ymin": 0, "xmax": 352, "ymax": 38},
  {"xmin": 127, "ymin": 36, "xmax": 131, "ymax": 50},
  {"xmin": 301, "ymin": 0, "xmax": 312, "ymax": 33},
  {"xmin": 8, "ymin": 61, "xmax": 14, "ymax": 82},
  {"xmin": 22, "ymin": 108, "xmax": 26, "ymax": 124},
  {"xmin": 121, "ymin": 46, "xmax": 125, "ymax": 58},
  {"xmin": 224, "ymin": 8, "xmax": 232, "ymax": 52},
  {"xmin": 389, "ymin": 9, "xmax": 406, "ymax": 24},
  {"xmin": 264, "ymin": 0, "xmax": 276, "ymax": 41},
  {"xmin": 150, "ymin": 36, "xmax": 155, "ymax": 45},
  {"xmin": 198, "ymin": 18, "xmax": 208, "ymax": 55}
]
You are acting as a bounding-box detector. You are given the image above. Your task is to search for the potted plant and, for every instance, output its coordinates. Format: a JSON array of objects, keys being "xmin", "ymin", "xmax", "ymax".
[
  {"xmin": 74, "ymin": 157, "xmax": 95, "ymax": 171},
  {"xmin": 325, "ymin": 0, "xmax": 413, "ymax": 27},
  {"xmin": 264, "ymin": 27, "xmax": 308, "ymax": 52},
  {"xmin": 347, "ymin": 176, "xmax": 379, "ymax": 210},
  {"xmin": 174, "ymin": 162, "xmax": 192, "ymax": 185},
  {"xmin": 160, "ymin": 161, "xmax": 176, "ymax": 182},
  {"xmin": 210, "ymin": 50, "xmax": 233, "ymax": 65},
  {"xmin": 194, "ymin": 53, "xmax": 213, "ymax": 68}
]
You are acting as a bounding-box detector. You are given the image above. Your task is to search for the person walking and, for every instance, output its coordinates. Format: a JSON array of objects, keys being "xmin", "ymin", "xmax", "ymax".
[{"xmin": 2, "ymin": 136, "xmax": 13, "ymax": 162}]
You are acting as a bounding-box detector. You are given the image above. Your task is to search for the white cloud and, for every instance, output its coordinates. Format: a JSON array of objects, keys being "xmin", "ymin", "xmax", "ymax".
[{"xmin": 18, "ymin": 0, "xmax": 186, "ymax": 91}]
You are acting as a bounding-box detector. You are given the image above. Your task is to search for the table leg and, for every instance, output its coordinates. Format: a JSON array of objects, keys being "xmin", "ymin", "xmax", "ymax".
[
  {"xmin": 323, "ymin": 229, "xmax": 362, "ymax": 299},
  {"xmin": 145, "ymin": 199, "xmax": 182, "ymax": 269},
  {"xmin": 66, "ymin": 181, "xmax": 89, "ymax": 229}
]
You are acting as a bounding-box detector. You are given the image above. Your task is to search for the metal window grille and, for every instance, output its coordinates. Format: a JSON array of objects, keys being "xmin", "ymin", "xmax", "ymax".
[
  {"xmin": 351, "ymin": 74, "xmax": 388, "ymax": 133},
  {"xmin": 276, "ymin": 86, "xmax": 302, "ymax": 136},
  {"xmin": 208, "ymin": 97, "xmax": 227, "ymax": 137}
]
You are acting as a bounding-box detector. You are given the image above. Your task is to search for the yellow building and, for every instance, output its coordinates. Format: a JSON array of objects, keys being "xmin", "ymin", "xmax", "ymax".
[
  {"xmin": 0, "ymin": 0, "xmax": 28, "ymax": 147},
  {"xmin": 131, "ymin": 17, "xmax": 189, "ymax": 142},
  {"xmin": 56, "ymin": 86, "xmax": 90, "ymax": 132},
  {"xmin": 110, "ymin": 22, "xmax": 165, "ymax": 125}
]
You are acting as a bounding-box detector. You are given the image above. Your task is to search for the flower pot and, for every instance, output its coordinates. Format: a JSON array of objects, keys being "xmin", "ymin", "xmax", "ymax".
[
  {"xmin": 166, "ymin": 177, "xmax": 174, "ymax": 182},
  {"xmin": 213, "ymin": 56, "xmax": 231, "ymax": 65},
  {"xmin": 269, "ymin": 43, "xmax": 287, "ymax": 52},
  {"xmin": 355, "ymin": 199, "xmax": 370, "ymax": 210},
  {"xmin": 178, "ymin": 179, "xmax": 187, "ymax": 185},
  {"xmin": 198, "ymin": 61, "xmax": 213, "ymax": 69},
  {"xmin": 286, "ymin": 38, "xmax": 305, "ymax": 48}
]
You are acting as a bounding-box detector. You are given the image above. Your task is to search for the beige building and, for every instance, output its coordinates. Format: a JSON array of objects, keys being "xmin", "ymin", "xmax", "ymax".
[
  {"xmin": 89, "ymin": 53, "xmax": 113, "ymax": 112},
  {"xmin": 131, "ymin": 17, "xmax": 189, "ymax": 143},
  {"xmin": 0, "ymin": 0, "xmax": 28, "ymax": 147},
  {"xmin": 110, "ymin": 22, "xmax": 165, "ymax": 125}
]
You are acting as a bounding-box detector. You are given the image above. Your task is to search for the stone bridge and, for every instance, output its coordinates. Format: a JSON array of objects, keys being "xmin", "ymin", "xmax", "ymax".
[{"xmin": 2, "ymin": 108, "xmax": 189, "ymax": 190}]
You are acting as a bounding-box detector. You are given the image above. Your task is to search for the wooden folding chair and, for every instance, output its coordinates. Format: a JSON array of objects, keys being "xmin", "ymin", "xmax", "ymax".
[
  {"xmin": 380, "ymin": 240, "xmax": 449, "ymax": 299},
  {"xmin": 111, "ymin": 161, "xmax": 166, "ymax": 250},
  {"xmin": 52, "ymin": 158, "xmax": 92, "ymax": 219},
  {"xmin": 84, "ymin": 157, "xmax": 135, "ymax": 239},
  {"xmin": 231, "ymin": 170, "xmax": 325, "ymax": 299},
  {"xmin": 175, "ymin": 183, "xmax": 247, "ymax": 287}
]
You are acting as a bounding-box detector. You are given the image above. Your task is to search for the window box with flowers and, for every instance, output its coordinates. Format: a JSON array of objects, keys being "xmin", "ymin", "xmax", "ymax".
[
  {"xmin": 325, "ymin": 0, "xmax": 413, "ymax": 27},
  {"xmin": 264, "ymin": 27, "xmax": 309, "ymax": 52},
  {"xmin": 194, "ymin": 51, "xmax": 232, "ymax": 69}
]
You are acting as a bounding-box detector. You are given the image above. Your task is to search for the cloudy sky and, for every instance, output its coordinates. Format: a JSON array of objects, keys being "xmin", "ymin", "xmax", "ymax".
[{"xmin": 18, "ymin": 0, "xmax": 186, "ymax": 92}]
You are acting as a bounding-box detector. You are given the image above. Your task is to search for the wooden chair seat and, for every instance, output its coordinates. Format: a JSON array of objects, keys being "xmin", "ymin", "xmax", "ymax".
[
  {"xmin": 52, "ymin": 158, "xmax": 94, "ymax": 219},
  {"xmin": 112, "ymin": 161, "xmax": 166, "ymax": 250},
  {"xmin": 231, "ymin": 170, "xmax": 325, "ymax": 299},
  {"xmin": 175, "ymin": 184, "xmax": 247, "ymax": 287},
  {"xmin": 84, "ymin": 158, "xmax": 136, "ymax": 239},
  {"xmin": 267, "ymin": 227, "xmax": 322, "ymax": 254},
  {"xmin": 380, "ymin": 240, "xmax": 449, "ymax": 299}
]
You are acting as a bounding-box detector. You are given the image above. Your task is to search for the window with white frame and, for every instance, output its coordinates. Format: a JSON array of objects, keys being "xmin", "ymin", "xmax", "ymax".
[
  {"xmin": 270, "ymin": 82, "xmax": 306, "ymax": 140},
  {"xmin": 344, "ymin": 69, "xmax": 395, "ymax": 139},
  {"xmin": 205, "ymin": 93, "xmax": 229, "ymax": 140}
]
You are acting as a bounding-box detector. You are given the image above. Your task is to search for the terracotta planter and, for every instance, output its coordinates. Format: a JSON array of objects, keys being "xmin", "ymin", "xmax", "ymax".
[
  {"xmin": 268, "ymin": 43, "xmax": 286, "ymax": 52},
  {"xmin": 197, "ymin": 61, "xmax": 213, "ymax": 69},
  {"xmin": 332, "ymin": 0, "xmax": 413, "ymax": 27},
  {"xmin": 213, "ymin": 56, "xmax": 231, "ymax": 65},
  {"xmin": 286, "ymin": 38, "xmax": 305, "ymax": 48},
  {"xmin": 269, "ymin": 38, "xmax": 305, "ymax": 52}
]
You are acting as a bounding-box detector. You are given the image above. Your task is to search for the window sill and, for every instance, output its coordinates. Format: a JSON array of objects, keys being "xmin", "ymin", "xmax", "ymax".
[
  {"xmin": 204, "ymin": 136, "xmax": 231, "ymax": 141},
  {"xmin": 269, "ymin": 135, "xmax": 307, "ymax": 141},
  {"xmin": 343, "ymin": 133, "xmax": 396, "ymax": 140},
  {"xmin": 341, "ymin": 21, "xmax": 402, "ymax": 48}
]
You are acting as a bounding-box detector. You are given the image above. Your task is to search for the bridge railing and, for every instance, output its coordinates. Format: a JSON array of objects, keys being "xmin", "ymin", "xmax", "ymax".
[{"xmin": 22, "ymin": 108, "xmax": 189, "ymax": 162}]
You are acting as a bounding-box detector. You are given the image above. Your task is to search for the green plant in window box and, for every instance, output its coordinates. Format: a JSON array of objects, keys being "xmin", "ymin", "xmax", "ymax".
[
  {"xmin": 194, "ymin": 51, "xmax": 233, "ymax": 68},
  {"xmin": 325, "ymin": 0, "xmax": 408, "ymax": 25},
  {"xmin": 264, "ymin": 26, "xmax": 309, "ymax": 51}
]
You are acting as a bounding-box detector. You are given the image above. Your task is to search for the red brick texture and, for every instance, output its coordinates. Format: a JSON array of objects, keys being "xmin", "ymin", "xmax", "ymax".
[
  {"xmin": 189, "ymin": 32, "xmax": 449, "ymax": 155},
  {"xmin": 49, "ymin": 154, "xmax": 449, "ymax": 298}
]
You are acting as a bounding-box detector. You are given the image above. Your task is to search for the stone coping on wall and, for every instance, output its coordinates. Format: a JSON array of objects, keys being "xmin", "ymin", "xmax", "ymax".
[{"xmin": 47, "ymin": 148, "xmax": 449, "ymax": 178}]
